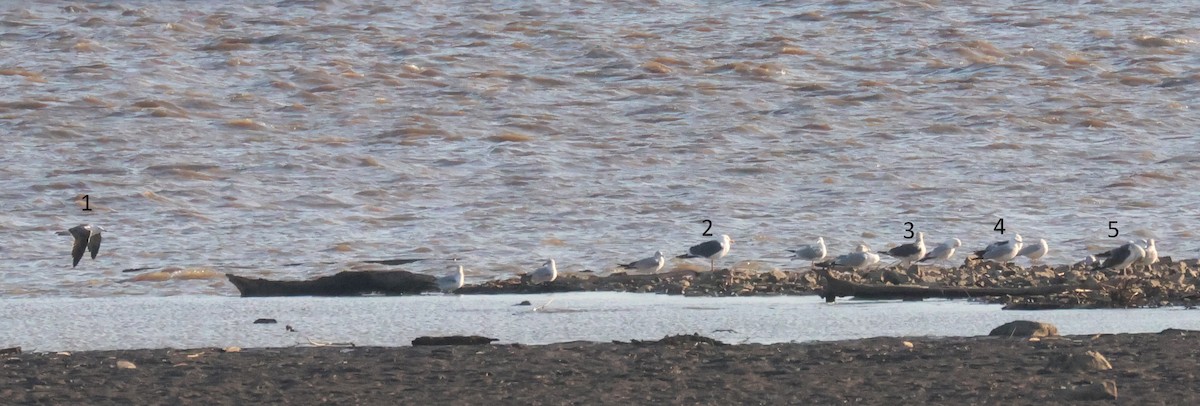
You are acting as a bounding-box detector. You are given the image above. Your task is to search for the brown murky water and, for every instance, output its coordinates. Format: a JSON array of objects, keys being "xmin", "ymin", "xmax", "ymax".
[{"xmin": 2, "ymin": 1, "xmax": 1199, "ymax": 297}]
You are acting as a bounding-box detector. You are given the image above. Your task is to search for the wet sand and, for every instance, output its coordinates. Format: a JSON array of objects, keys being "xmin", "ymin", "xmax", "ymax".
[{"xmin": 4, "ymin": 331, "xmax": 1197, "ymax": 404}]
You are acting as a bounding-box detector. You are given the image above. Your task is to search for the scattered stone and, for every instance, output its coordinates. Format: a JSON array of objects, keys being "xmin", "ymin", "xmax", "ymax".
[
  {"xmin": 989, "ymin": 321, "xmax": 1059, "ymax": 337},
  {"xmin": 0, "ymin": 347, "xmax": 20, "ymax": 356},
  {"xmin": 222, "ymin": 346, "xmax": 241, "ymax": 353},
  {"xmin": 1068, "ymin": 380, "xmax": 1118, "ymax": 400},
  {"xmin": 286, "ymin": 325, "xmax": 297, "ymax": 332},
  {"xmin": 1046, "ymin": 350, "xmax": 1112, "ymax": 372},
  {"xmin": 515, "ymin": 301, "xmax": 532, "ymax": 306},
  {"xmin": 116, "ymin": 360, "xmax": 137, "ymax": 369},
  {"xmin": 253, "ymin": 318, "xmax": 277, "ymax": 324},
  {"xmin": 767, "ymin": 269, "xmax": 788, "ymax": 282},
  {"xmin": 412, "ymin": 335, "xmax": 499, "ymax": 346}
]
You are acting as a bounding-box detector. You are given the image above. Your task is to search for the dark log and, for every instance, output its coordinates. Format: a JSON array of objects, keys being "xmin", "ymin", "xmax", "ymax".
[
  {"xmin": 412, "ymin": 335, "xmax": 499, "ymax": 346},
  {"xmin": 815, "ymin": 268, "xmax": 1071, "ymax": 302},
  {"xmin": 0, "ymin": 347, "xmax": 19, "ymax": 356},
  {"xmin": 226, "ymin": 271, "xmax": 436, "ymax": 297}
]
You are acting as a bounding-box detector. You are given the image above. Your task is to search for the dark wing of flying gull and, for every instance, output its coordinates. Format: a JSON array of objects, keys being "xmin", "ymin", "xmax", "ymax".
[
  {"xmin": 87, "ymin": 227, "xmax": 102, "ymax": 259},
  {"xmin": 67, "ymin": 225, "xmax": 89, "ymax": 267},
  {"xmin": 679, "ymin": 240, "xmax": 723, "ymax": 259}
]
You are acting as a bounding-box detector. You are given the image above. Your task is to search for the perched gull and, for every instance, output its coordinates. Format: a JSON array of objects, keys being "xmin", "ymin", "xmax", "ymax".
[
  {"xmin": 1139, "ymin": 239, "xmax": 1159, "ymax": 270},
  {"xmin": 820, "ymin": 244, "xmax": 879, "ymax": 272},
  {"xmin": 56, "ymin": 224, "xmax": 104, "ymax": 268},
  {"xmin": 879, "ymin": 232, "xmax": 926, "ymax": 267},
  {"xmin": 1017, "ymin": 238, "xmax": 1049, "ymax": 262},
  {"xmin": 530, "ymin": 259, "xmax": 558, "ymax": 285},
  {"xmin": 1094, "ymin": 241, "xmax": 1145, "ymax": 273},
  {"xmin": 618, "ymin": 250, "xmax": 667, "ymax": 274},
  {"xmin": 972, "ymin": 234, "xmax": 1023, "ymax": 263},
  {"xmin": 436, "ymin": 265, "xmax": 465, "ymax": 293},
  {"xmin": 919, "ymin": 238, "xmax": 962, "ymax": 265},
  {"xmin": 787, "ymin": 237, "xmax": 827, "ymax": 266},
  {"xmin": 677, "ymin": 234, "xmax": 733, "ymax": 272}
]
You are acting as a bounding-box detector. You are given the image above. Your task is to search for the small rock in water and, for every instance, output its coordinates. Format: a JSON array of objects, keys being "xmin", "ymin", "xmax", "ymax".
[
  {"xmin": 116, "ymin": 360, "xmax": 137, "ymax": 369},
  {"xmin": 515, "ymin": 300, "xmax": 532, "ymax": 306},
  {"xmin": 989, "ymin": 320, "xmax": 1059, "ymax": 337},
  {"xmin": 253, "ymin": 318, "xmax": 278, "ymax": 324}
]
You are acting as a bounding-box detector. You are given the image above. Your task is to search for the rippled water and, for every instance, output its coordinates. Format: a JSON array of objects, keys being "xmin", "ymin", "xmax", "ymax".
[
  {"xmin": 2, "ymin": 1, "xmax": 1200, "ymax": 297},
  {"xmin": 3, "ymin": 294, "xmax": 1199, "ymax": 351}
]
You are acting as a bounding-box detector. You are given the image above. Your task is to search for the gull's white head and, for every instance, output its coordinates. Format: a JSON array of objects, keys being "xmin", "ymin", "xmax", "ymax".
[
  {"xmin": 951, "ymin": 238, "xmax": 962, "ymax": 248},
  {"xmin": 916, "ymin": 232, "xmax": 924, "ymax": 241},
  {"xmin": 855, "ymin": 244, "xmax": 869, "ymax": 252},
  {"xmin": 1013, "ymin": 234, "xmax": 1023, "ymax": 243},
  {"xmin": 721, "ymin": 234, "xmax": 733, "ymax": 245},
  {"xmin": 654, "ymin": 250, "xmax": 664, "ymax": 258}
]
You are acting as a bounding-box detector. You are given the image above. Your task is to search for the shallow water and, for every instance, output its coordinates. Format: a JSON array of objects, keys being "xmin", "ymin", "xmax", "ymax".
[
  {"xmin": 2, "ymin": 293, "xmax": 1197, "ymax": 351},
  {"xmin": 2, "ymin": 1, "xmax": 1200, "ymax": 297}
]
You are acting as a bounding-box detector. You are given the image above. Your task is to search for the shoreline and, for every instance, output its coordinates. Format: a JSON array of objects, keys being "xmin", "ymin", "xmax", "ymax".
[{"xmin": 4, "ymin": 330, "xmax": 1196, "ymax": 403}]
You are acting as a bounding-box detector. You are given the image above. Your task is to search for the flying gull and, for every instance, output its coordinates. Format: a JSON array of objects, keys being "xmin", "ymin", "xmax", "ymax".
[
  {"xmin": 618, "ymin": 250, "xmax": 666, "ymax": 274},
  {"xmin": 436, "ymin": 265, "xmax": 465, "ymax": 293},
  {"xmin": 1094, "ymin": 241, "xmax": 1145, "ymax": 273},
  {"xmin": 56, "ymin": 224, "xmax": 104, "ymax": 268},
  {"xmin": 1017, "ymin": 238, "xmax": 1049, "ymax": 262},
  {"xmin": 972, "ymin": 234, "xmax": 1023, "ymax": 263},
  {"xmin": 819, "ymin": 244, "xmax": 879, "ymax": 272},
  {"xmin": 787, "ymin": 237, "xmax": 827, "ymax": 266},
  {"xmin": 879, "ymin": 232, "xmax": 926, "ymax": 267},
  {"xmin": 677, "ymin": 234, "xmax": 733, "ymax": 272},
  {"xmin": 1139, "ymin": 239, "xmax": 1159, "ymax": 270},
  {"xmin": 919, "ymin": 238, "xmax": 962, "ymax": 265},
  {"xmin": 530, "ymin": 259, "xmax": 558, "ymax": 285}
]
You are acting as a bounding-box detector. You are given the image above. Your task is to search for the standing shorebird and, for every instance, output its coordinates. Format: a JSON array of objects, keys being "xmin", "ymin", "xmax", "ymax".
[
  {"xmin": 820, "ymin": 244, "xmax": 880, "ymax": 272},
  {"xmin": 1138, "ymin": 239, "xmax": 1159, "ymax": 271},
  {"xmin": 1094, "ymin": 241, "xmax": 1145, "ymax": 274},
  {"xmin": 618, "ymin": 250, "xmax": 666, "ymax": 274},
  {"xmin": 1017, "ymin": 238, "xmax": 1049, "ymax": 262},
  {"xmin": 437, "ymin": 265, "xmax": 465, "ymax": 293},
  {"xmin": 677, "ymin": 234, "xmax": 733, "ymax": 272},
  {"xmin": 530, "ymin": 259, "xmax": 558, "ymax": 285},
  {"xmin": 973, "ymin": 234, "xmax": 1023, "ymax": 264},
  {"xmin": 880, "ymin": 232, "xmax": 926, "ymax": 268},
  {"xmin": 56, "ymin": 224, "xmax": 104, "ymax": 268},
  {"xmin": 919, "ymin": 238, "xmax": 962, "ymax": 266},
  {"xmin": 787, "ymin": 237, "xmax": 827, "ymax": 267}
]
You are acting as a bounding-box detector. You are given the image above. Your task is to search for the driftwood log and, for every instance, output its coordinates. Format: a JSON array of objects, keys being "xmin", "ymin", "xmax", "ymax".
[
  {"xmin": 815, "ymin": 268, "xmax": 1072, "ymax": 303},
  {"xmin": 412, "ymin": 336, "xmax": 499, "ymax": 346},
  {"xmin": 226, "ymin": 271, "xmax": 436, "ymax": 297}
]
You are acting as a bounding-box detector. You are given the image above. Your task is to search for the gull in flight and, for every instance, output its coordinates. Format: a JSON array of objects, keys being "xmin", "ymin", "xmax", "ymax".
[
  {"xmin": 879, "ymin": 232, "xmax": 926, "ymax": 268},
  {"xmin": 530, "ymin": 259, "xmax": 558, "ymax": 285},
  {"xmin": 1094, "ymin": 241, "xmax": 1145, "ymax": 273},
  {"xmin": 919, "ymin": 238, "xmax": 962, "ymax": 266},
  {"xmin": 618, "ymin": 251, "xmax": 666, "ymax": 274},
  {"xmin": 787, "ymin": 237, "xmax": 827, "ymax": 266},
  {"xmin": 819, "ymin": 244, "xmax": 879, "ymax": 272},
  {"xmin": 677, "ymin": 234, "xmax": 733, "ymax": 272},
  {"xmin": 973, "ymin": 234, "xmax": 1023, "ymax": 263},
  {"xmin": 436, "ymin": 265, "xmax": 465, "ymax": 293},
  {"xmin": 1017, "ymin": 238, "xmax": 1049, "ymax": 262},
  {"xmin": 56, "ymin": 224, "xmax": 104, "ymax": 268}
]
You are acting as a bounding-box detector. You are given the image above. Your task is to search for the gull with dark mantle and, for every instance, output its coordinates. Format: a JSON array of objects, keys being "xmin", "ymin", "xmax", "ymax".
[
  {"xmin": 879, "ymin": 232, "xmax": 926, "ymax": 267},
  {"xmin": 618, "ymin": 251, "xmax": 666, "ymax": 274},
  {"xmin": 1094, "ymin": 241, "xmax": 1145, "ymax": 273},
  {"xmin": 56, "ymin": 224, "xmax": 104, "ymax": 268},
  {"xmin": 677, "ymin": 234, "xmax": 733, "ymax": 272},
  {"xmin": 787, "ymin": 237, "xmax": 827, "ymax": 266}
]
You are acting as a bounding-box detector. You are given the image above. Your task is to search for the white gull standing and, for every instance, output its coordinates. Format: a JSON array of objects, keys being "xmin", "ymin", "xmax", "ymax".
[
  {"xmin": 879, "ymin": 232, "xmax": 926, "ymax": 267},
  {"xmin": 677, "ymin": 234, "xmax": 733, "ymax": 272},
  {"xmin": 1139, "ymin": 239, "xmax": 1159, "ymax": 271},
  {"xmin": 530, "ymin": 259, "xmax": 558, "ymax": 285},
  {"xmin": 618, "ymin": 251, "xmax": 667, "ymax": 274},
  {"xmin": 919, "ymin": 238, "xmax": 962, "ymax": 266},
  {"xmin": 436, "ymin": 265, "xmax": 465, "ymax": 293},
  {"xmin": 1017, "ymin": 238, "xmax": 1049, "ymax": 262},
  {"xmin": 56, "ymin": 224, "xmax": 104, "ymax": 268},
  {"xmin": 787, "ymin": 237, "xmax": 827, "ymax": 266},
  {"xmin": 972, "ymin": 234, "xmax": 1023, "ymax": 263},
  {"xmin": 820, "ymin": 244, "xmax": 880, "ymax": 272}
]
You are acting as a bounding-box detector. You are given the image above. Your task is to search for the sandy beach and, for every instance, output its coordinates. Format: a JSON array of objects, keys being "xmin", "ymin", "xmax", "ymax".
[{"xmin": 4, "ymin": 330, "xmax": 1196, "ymax": 404}]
